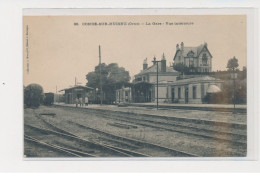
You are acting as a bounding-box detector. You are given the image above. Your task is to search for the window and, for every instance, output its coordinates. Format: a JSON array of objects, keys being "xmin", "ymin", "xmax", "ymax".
[
  {"xmin": 202, "ymin": 54, "xmax": 208, "ymax": 66},
  {"xmin": 189, "ymin": 58, "xmax": 194, "ymax": 67},
  {"xmin": 178, "ymin": 87, "xmax": 181, "ymax": 99},
  {"xmin": 193, "ymin": 86, "xmax": 197, "ymax": 99}
]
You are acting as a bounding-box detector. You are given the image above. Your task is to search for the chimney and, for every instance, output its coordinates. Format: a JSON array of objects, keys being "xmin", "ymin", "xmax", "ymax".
[
  {"xmin": 176, "ymin": 44, "xmax": 180, "ymax": 51},
  {"xmin": 161, "ymin": 53, "xmax": 166, "ymax": 72},
  {"xmin": 143, "ymin": 58, "xmax": 148, "ymax": 70},
  {"xmin": 181, "ymin": 42, "xmax": 184, "ymax": 51},
  {"xmin": 152, "ymin": 56, "xmax": 156, "ymax": 65}
]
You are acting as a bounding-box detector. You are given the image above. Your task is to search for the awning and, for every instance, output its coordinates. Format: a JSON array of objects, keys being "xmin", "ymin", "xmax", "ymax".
[{"xmin": 207, "ymin": 84, "xmax": 221, "ymax": 93}]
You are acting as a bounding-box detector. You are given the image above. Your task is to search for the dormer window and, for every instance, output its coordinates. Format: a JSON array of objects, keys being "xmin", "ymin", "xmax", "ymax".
[{"xmin": 187, "ymin": 51, "xmax": 194, "ymax": 57}]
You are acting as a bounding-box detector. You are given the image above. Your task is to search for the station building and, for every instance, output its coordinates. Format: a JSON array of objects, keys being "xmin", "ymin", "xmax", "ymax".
[
  {"xmin": 167, "ymin": 76, "xmax": 222, "ymax": 104},
  {"xmin": 59, "ymin": 85, "xmax": 93, "ymax": 104},
  {"xmin": 116, "ymin": 54, "xmax": 179, "ymax": 103},
  {"xmin": 114, "ymin": 42, "xmax": 223, "ymax": 104},
  {"xmin": 133, "ymin": 54, "xmax": 179, "ymax": 103}
]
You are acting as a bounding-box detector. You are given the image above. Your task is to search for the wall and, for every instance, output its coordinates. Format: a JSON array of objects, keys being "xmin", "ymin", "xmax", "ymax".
[
  {"xmin": 149, "ymin": 74, "xmax": 177, "ymax": 83},
  {"xmin": 153, "ymin": 85, "xmax": 168, "ymax": 103}
]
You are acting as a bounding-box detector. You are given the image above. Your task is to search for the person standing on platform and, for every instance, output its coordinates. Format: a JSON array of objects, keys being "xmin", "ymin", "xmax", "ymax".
[
  {"xmin": 79, "ymin": 97, "xmax": 83, "ymax": 107},
  {"xmin": 85, "ymin": 96, "xmax": 89, "ymax": 106},
  {"xmin": 75, "ymin": 98, "xmax": 79, "ymax": 108}
]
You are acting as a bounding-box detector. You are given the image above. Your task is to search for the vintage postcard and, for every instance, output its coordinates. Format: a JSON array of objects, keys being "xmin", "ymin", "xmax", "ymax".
[{"xmin": 23, "ymin": 11, "xmax": 247, "ymax": 158}]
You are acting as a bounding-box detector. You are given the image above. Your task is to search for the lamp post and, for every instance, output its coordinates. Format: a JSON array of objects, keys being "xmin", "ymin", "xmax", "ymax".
[
  {"xmin": 231, "ymin": 71, "xmax": 237, "ymax": 114},
  {"xmin": 99, "ymin": 45, "xmax": 103, "ymax": 105},
  {"xmin": 152, "ymin": 56, "xmax": 161, "ymax": 110}
]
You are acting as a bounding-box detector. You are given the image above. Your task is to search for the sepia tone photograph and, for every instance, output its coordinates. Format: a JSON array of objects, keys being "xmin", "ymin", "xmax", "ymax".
[{"xmin": 23, "ymin": 14, "xmax": 247, "ymax": 158}]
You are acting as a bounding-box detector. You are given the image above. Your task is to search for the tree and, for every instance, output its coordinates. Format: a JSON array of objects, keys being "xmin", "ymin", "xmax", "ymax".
[
  {"xmin": 227, "ymin": 56, "xmax": 239, "ymax": 71},
  {"xmin": 86, "ymin": 63, "xmax": 130, "ymax": 88},
  {"xmin": 86, "ymin": 63, "xmax": 130, "ymax": 103},
  {"xmin": 173, "ymin": 63, "xmax": 189, "ymax": 74},
  {"xmin": 24, "ymin": 83, "xmax": 44, "ymax": 108}
]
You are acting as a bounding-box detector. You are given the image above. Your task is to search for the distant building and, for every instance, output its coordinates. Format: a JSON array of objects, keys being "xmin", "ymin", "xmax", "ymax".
[
  {"xmin": 173, "ymin": 42, "xmax": 212, "ymax": 73},
  {"xmin": 59, "ymin": 85, "xmax": 93, "ymax": 104},
  {"xmin": 115, "ymin": 86, "xmax": 132, "ymax": 103}
]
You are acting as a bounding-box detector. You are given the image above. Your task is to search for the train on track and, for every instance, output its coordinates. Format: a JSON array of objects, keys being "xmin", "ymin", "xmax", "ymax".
[{"xmin": 43, "ymin": 92, "xmax": 54, "ymax": 106}]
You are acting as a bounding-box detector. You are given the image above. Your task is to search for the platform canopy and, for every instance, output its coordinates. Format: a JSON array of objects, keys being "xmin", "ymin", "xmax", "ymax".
[{"xmin": 59, "ymin": 85, "xmax": 94, "ymax": 92}]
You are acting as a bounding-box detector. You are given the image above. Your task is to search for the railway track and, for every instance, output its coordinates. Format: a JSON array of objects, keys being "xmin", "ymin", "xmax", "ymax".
[
  {"xmin": 25, "ymin": 106, "xmax": 247, "ymax": 157},
  {"xmin": 25, "ymin": 123, "xmax": 148, "ymax": 157},
  {"xmin": 38, "ymin": 116, "xmax": 198, "ymax": 157},
  {"xmin": 95, "ymin": 111, "xmax": 247, "ymax": 145},
  {"xmin": 25, "ymin": 135, "xmax": 95, "ymax": 157},
  {"xmin": 58, "ymin": 106, "xmax": 246, "ymax": 146}
]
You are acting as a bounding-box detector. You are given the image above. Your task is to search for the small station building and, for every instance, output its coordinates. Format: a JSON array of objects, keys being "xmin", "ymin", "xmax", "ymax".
[
  {"xmin": 59, "ymin": 85, "xmax": 93, "ymax": 104},
  {"xmin": 167, "ymin": 76, "xmax": 222, "ymax": 104}
]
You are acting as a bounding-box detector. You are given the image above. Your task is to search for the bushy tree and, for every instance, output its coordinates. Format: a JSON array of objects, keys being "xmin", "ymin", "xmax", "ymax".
[
  {"xmin": 173, "ymin": 63, "xmax": 189, "ymax": 74},
  {"xmin": 24, "ymin": 84, "xmax": 44, "ymax": 108},
  {"xmin": 86, "ymin": 63, "xmax": 130, "ymax": 103},
  {"xmin": 227, "ymin": 56, "xmax": 239, "ymax": 71},
  {"xmin": 86, "ymin": 63, "xmax": 130, "ymax": 89}
]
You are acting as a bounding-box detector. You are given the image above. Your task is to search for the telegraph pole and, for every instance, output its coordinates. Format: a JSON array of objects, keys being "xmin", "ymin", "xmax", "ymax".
[
  {"xmin": 157, "ymin": 59, "xmax": 159, "ymax": 110},
  {"xmin": 99, "ymin": 45, "xmax": 103, "ymax": 105},
  {"xmin": 152, "ymin": 56, "xmax": 161, "ymax": 110},
  {"xmin": 231, "ymin": 69, "xmax": 237, "ymax": 114}
]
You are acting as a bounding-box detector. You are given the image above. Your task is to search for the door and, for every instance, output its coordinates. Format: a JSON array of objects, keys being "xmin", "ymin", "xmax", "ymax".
[
  {"xmin": 185, "ymin": 87, "xmax": 189, "ymax": 104},
  {"xmin": 171, "ymin": 88, "xmax": 175, "ymax": 103}
]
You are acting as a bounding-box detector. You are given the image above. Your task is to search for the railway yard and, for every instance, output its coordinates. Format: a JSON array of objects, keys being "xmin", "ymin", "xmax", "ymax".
[{"xmin": 24, "ymin": 104, "xmax": 247, "ymax": 158}]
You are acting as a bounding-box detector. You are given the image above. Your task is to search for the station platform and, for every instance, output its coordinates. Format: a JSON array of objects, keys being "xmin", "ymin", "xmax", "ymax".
[
  {"xmin": 127, "ymin": 102, "xmax": 246, "ymax": 113},
  {"xmin": 53, "ymin": 103, "xmax": 247, "ymax": 125}
]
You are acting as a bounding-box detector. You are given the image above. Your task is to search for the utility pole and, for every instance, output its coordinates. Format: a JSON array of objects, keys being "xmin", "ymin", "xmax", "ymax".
[
  {"xmin": 99, "ymin": 45, "xmax": 103, "ymax": 105},
  {"xmin": 231, "ymin": 69, "xmax": 237, "ymax": 114},
  {"xmin": 152, "ymin": 56, "xmax": 161, "ymax": 110}
]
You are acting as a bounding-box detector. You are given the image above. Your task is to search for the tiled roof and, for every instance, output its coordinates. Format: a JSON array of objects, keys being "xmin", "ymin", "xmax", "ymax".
[
  {"xmin": 59, "ymin": 85, "xmax": 93, "ymax": 92},
  {"xmin": 182, "ymin": 44, "xmax": 204, "ymax": 57},
  {"xmin": 170, "ymin": 76, "xmax": 221, "ymax": 85},
  {"xmin": 135, "ymin": 63, "xmax": 177, "ymax": 76},
  {"xmin": 174, "ymin": 43, "xmax": 212, "ymax": 60}
]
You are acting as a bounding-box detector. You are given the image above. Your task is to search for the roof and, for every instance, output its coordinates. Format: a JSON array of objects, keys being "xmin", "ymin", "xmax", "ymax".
[
  {"xmin": 173, "ymin": 43, "xmax": 212, "ymax": 60},
  {"xmin": 135, "ymin": 63, "xmax": 177, "ymax": 76},
  {"xmin": 132, "ymin": 81, "xmax": 153, "ymax": 85},
  {"xmin": 59, "ymin": 85, "xmax": 94, "ymax": 92},
  {"xmin": 169, "ymin": 76, "xmax": 221, "ymax": 85},
  {"xmin": 207, "ymin": 84, "xmax": 221, "ymax": 93}
]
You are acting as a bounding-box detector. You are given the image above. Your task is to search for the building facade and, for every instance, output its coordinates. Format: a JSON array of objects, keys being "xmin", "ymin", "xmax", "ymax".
[
  {"xmin": 60, "ymin": 85, "xmax": 93, "ymax": 104},
  {"xmin": 173, "ymin": 42, "xmax": 212, "ymax": 73},
  {"xmin": 132, "ymin": 54, "xmax": 179, "ymax": 103},
  {"xmin": 167, "ymin": 76, "xmax": 222, "ymax": 104},
  {"xmin": 115, "ymin": 43, "xmax": 223, "ymax": 104},
  {"xmin": 115, "ymin": 87, "xmax": 132, "ymax": 103}
]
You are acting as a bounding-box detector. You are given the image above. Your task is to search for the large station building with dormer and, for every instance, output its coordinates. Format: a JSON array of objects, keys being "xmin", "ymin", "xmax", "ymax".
[{"xmin": 115, "ymin": 42, "xmax": 222, "ymax": 104}]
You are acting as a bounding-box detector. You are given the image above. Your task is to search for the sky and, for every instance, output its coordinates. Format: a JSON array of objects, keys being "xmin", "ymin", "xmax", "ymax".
[{"xmin": 23, "ymin": 15, "xmax": 246, "ymax": 93}]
